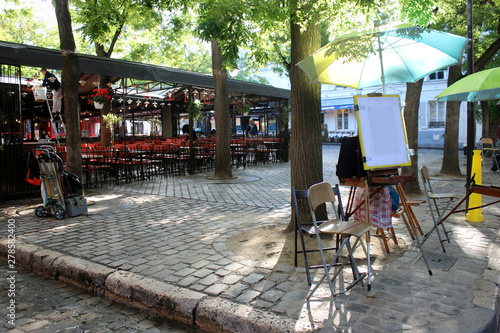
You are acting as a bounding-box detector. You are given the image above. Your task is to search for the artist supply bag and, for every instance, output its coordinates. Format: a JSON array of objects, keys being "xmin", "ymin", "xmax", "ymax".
[
  {"xmin": 352, "ymin": 186, "xmax": 392, "ymax": 228},
  {"xmin": 336, "ymin": 136, "xmax": 367, "ymax": 179}
]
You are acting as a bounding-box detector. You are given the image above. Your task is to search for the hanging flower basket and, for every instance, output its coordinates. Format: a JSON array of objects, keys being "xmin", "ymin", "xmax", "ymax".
[
  {"xmin": 94, "ymin": 101, "xmax": 104, "ymax": 109},
  {"xmin": 236, "ymin": 101, "xmax": 252, "ymax": 115},
  {"xmin": 187, "ymin": 99, "xmax": 203, "ymax": 120},
  {"xmin": 90, "ymin": 88, "xmax": 112, "ymax": 109}
]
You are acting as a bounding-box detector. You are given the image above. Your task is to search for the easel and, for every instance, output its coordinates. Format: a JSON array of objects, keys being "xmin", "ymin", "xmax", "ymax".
[
  {"xmin": 441, "ymin": 184, "xmax": 500, "ymax": 222},
  {"xmin": 340, "ymin": 95, "xmax": 433, "ymax": 275},
  {"xmin": 340, "ymin": 168, "xmax": 433, "ymax": 275}
]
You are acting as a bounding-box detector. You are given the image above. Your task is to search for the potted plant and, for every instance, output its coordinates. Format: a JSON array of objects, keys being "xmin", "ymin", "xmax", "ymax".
[
  {"xmin": 148, "ymin": 117, "xmax": 161, "ymax": 138},
  {"xmin": 102, "ymin": 113, "xmax": 122, "ymax": 145},
  {"xmin": 236, "ymin": 100, "xmax": 252, "ymax": 116},
  {"xmin": 90, "ymin": 88, "xmax": 112, "ymax": 109},
  {"xmin": 187, "ymin": 99, "xmax": 203, "ymax": 120}
]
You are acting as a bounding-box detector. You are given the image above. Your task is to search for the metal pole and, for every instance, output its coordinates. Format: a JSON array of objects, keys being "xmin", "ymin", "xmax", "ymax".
[
  {"xmin": 188, "ymin": 86, "xmax": 195, "ymax": 174},
  {"xmin": 122, "ymin": 78, "xmax": 126, "ymax": 146},
  {"xmin": 466, "ymin": 0, "xmax": 475, "ymax": 189},
  {"xmin": 18, "ymin": 66, "xmax": 23, "ymax": 143},
  {"xmin": 377, "ymin": 34, "xmax": 386, "ymax": 95}
]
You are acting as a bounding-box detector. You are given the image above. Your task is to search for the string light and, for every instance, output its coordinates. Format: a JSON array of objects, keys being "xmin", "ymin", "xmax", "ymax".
[
  {"xmin": 79, "ymin": 80, "xmax": 86, "ymax": 86},
  {"xmin": 152, "ymin": 101, "xmax": 158, "ymax": 108},
  {"xmin": 127, "ymin": 99, "xmax": 133, "ymax": 104},
  {"xmin": 118, "ymin": 98, "xmax": 123, "ymax": 103}
]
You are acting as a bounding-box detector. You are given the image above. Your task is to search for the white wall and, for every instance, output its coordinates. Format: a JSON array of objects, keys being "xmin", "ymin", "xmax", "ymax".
[{"xmin": 259, "ymin": 67, "xmax": 483, "ymax": 148}]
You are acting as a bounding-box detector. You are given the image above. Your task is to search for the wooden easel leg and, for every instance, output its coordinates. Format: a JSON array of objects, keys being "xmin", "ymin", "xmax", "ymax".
[
  {"xmin": 378, "ymin": 228, "xmax": 390, "ymax": 253},
  {"xmin": 389, "ymin": 227, "xmax": 398, "ymax": 244}
]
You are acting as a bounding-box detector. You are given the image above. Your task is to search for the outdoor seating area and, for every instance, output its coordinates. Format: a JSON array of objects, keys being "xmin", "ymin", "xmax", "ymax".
[
  {"xmin": 0, "ymin": 42, "xmax": 290, "ymax": 200},
  {"xmin": 55, "ymin": 136, "xmax": 286, "ymax": 188},
  {"xmin": 4, "ymin": 147, "xmax": 500, "ymax": 332}
]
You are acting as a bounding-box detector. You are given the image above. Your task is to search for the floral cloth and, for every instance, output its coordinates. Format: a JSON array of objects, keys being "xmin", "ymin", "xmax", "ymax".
[{"xmin": 352, "ymin": 186, "xmax": 392, "ymax": 228}]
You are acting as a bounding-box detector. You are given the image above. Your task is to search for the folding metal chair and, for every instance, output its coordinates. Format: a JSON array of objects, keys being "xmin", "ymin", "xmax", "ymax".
[
  {"xmin": 293, "ymin": 184, "xmax": 345, "ymax": 286},
  {"xmin": 420, "ymin": 165, "xmax": 460, "ymax": 252},
  {"xmin": 306, "ymin": 182, "xmax": 372, "ymax": 300},
  {"xmin": 481, "ymin": 138, "xmax": 498, "ymax": 158}
]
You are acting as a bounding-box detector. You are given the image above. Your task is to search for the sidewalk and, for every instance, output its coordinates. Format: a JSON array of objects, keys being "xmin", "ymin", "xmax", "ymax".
[{"xmin": 1, "ymin": 147, "xmax": 499, "ymax": 332}]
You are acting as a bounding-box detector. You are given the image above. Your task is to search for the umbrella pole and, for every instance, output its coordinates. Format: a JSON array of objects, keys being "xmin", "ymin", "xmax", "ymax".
[
  {"xmin": 466, "ymin": 0, "xmax": 474, "ymax": 191},
  {"xmin": 378, "ymin": 34, "xmax": 386, "ymax": 94}
]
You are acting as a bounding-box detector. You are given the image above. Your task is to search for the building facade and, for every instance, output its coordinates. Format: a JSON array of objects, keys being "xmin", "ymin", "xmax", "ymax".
[{"xmin": 259, "ymin": 68, "xmax": 483, "ymax": 148}]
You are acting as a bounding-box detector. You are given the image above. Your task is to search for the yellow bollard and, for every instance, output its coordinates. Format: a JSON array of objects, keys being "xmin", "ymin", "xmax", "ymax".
[{"xmin": 466, "ymin": 150, "xmax": 484, "ymax": 222}]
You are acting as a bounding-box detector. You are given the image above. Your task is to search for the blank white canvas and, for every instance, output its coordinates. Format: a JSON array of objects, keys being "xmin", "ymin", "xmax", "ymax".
[{"xmin": 355, "ymin": 96, "xmax": 410, "ymax": 169}]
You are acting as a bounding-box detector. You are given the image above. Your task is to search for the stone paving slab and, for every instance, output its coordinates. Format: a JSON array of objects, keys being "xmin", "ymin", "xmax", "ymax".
[
  {"xmin": 0, "ymin": 262, "xmax": 205, "ymax": 332},
  {"xmin": 1, "ymin": 147, "xmax": 499, "ymax": 332}
]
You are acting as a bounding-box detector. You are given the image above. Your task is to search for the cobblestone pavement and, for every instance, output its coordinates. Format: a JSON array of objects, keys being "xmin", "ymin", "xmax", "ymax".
[
  {"xmin": 0, "ymin": 262, "xmax": 205, "ymax": 332},
  {"xmin": 1, "ymin": 146, "xmax": 499, "ymax": 332}
]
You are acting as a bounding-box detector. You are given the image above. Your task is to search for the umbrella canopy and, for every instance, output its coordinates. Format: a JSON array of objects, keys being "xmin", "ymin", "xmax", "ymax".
[
  {"xmin": 297, "ymin": 23, "xmax": 468, "ymax": 92},
  {"xmin": 436, "ymin": 67, "xmax": 500, "ymax": 102}
]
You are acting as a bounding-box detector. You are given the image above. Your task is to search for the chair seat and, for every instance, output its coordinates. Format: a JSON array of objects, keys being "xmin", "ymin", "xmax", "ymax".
[
  {"xmin": 428, "ymin": 192, "xmax": 460, "ymax": 200},
  {"xmin": 318, "ymin": 219, "xmax": 372, "ymax": 237}
]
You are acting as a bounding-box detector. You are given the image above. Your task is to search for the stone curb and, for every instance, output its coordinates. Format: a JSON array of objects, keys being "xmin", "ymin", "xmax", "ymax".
[
  {"xmin": 196, "ymin": 297, "xmax": 299, "ymax": 332},
  {"xmin": 0, "ymin": 239, "xmax": 300, "ymax": 332},
  {"xmin": 105, "ymin": 270, "xmax": 205, "ymax": 326},
  {"xmin": 1, "ymin": 239, "xmax": 497, "ymax": 332}
]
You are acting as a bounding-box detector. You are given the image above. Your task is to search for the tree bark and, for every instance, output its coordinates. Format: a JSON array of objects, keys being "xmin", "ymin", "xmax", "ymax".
[
  {"xmin": 481, "ymin": 100, "xmax": 490, "ymax": 139},
  {"xmin": 55, "ymin": 0, "xmax": 82, "ymax": 182},
  {"xmin": 288, "ymin": 9, "xmax": 324, "ymax": 231},
  {"xmin": 401, "ymin": 79, "xmax": 423, "ymax": 194},
  {"xmin": 211, "ymin": 40, "xmax": 232, "ymax": 179},
  {"xmin": 439, "ymin": 64, "xmax": 463, "ymax": 176}
]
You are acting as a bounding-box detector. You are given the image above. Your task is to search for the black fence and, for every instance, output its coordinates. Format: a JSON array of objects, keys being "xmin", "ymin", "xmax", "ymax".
[{"xmin": 0, "ymin": 144, "xmax": 40, "ymax": 201}]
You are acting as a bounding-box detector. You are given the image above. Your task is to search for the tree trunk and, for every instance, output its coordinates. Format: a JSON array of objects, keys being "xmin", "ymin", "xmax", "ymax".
[
  {"xmin": 99, "ymin": 76, "xmax": 112, "ymax": 146},
  {"xmin": 287, "ymin": 9, "xmax": 323, "ymax": 232},
  {"xmin": 55, "ymin": 0, "xmax": 82, "ymax": 182},
  {"xmin": 440, "ymin": 64, "xmax": 463, "ymax": 176},
  {"xmin": 481, "ymin": 100, "xmax": 490, "ymax": 139},
  {"xmin": 211, "ymin": 40, "xmax": 232, "ymax": 179},
  {"xmin": 401, "ymin": 79, "xmax": 423, "ymax": 194}
]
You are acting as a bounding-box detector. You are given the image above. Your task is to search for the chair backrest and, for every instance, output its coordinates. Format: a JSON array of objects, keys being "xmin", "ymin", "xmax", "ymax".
[
  {"xmin": 292, "ymin": 187, "xmax": 308, "ymax": 227},
  {"xmin": 420, "ymin": 165, "xmax": 433, "ymax": 193},
  {"xmin": 332, "ymin": 184, "xmax": 345, "ymax": 221},
  {"xmin": 482, "ymin": 138, "xmax": 494, "ymax": 147},
  {"xmin": 293, "ymin": 184, "xmax": 345, "ymax": 223},
  {"xmin": 307, "ymin": 182, "xmax": 341, "ymax": 222},
  {"xmin": 308, "ymin": 182, "xmax": 336, "ymax": 211}
]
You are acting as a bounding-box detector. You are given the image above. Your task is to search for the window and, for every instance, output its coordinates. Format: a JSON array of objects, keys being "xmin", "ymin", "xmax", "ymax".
[
  {"xmin": 337, "ymin": 110, "xmax": 349, "ymax": 130},
  {"xmin": 429, "ymin": 70, "xmax": 445, "ymax": 80},
  {"xmin": 427, "ymin": 101, "xmax": 446, "ymax": 128}
]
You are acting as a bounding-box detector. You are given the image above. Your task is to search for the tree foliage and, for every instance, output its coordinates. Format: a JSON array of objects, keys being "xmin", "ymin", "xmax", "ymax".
[
  {"xmin": 196, "ymin": 0, "xmax": 251, "ymax": 70},
  {"xmin": 120, "ymin": 11, "xmax": 212, "ymax": 73},
  {"xmin": 72, "ymin": 0, "xmax": 170, "ymax": 57},
  {"xmin": 0, "ymin": 0, "xmax": 59, "ymax": 48},
  {"xmin": 432, "ymin": 0, "xmax": 500, "ymax": 174},
  {"xmin": 431, "ymin": 0, "xmax": 500, "ymax": 71}
]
